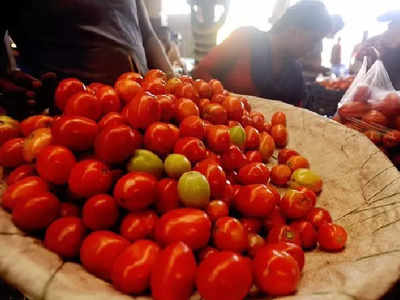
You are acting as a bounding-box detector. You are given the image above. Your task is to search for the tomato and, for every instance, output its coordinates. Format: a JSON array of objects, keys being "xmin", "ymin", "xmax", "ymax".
[
  {"xmin": 209, "ymin": 79, "xmax": 224, "ymax": 96},
  {"xmin": 222, "ymin": 96, "xmax": 244, "ymax": 121},
  {"xmin": 68, "ymin": 159, "xmax": 112, "ymax": 198},
  {"xmin": 98, "ymin": 112, "xmax": 125, "ymax": 130},
  {"xmin": 287, "ymin": 155, "xmax": 310, "ymax": 171},
  {"xmin": 82, "ymin": 194, "xmax": 119, "ymax": 230},
  {"xmin": 263, "ymin": 122, "xmax": 272, "ymax": 133},
  {"xmin": 52, "ymin": 116, "xmax": 98, "ymax": 152},
  {"xmin": 166, "ymin": 77, "xmax": 183, "ymax": 94},
  {"xmin": 365, "ymin": 130, "xmax": 382, "ymax": 145},
  {"xmin": 263, "ymin": 242, "xmax": 304, "ymax": 271},
  {"xmin": 5, "ymin": 164, "xmax": 35, "ymax": 185},
  {"xmin": 145, "ymin": 69, "xmax": 167, "ymax": 82},
  {"xmin": 2, "ymin": 176, "xmax": 48, "ymax": 211},
  {"xmin": 206, "ymin": 200, "xmax": 229, "ymax": 222},
  {"xmin": 194, "ymin": 159, "xmax": 227, "ymax": 198},
  {"xmin": 267, "ymin": 183, "xmax": 281, "ymax": 202},
  {"xmin": 362, "ymin": 110, "xmax": 389, "ymax": 127},
  {"xmin": 338, "ymin": 101, "xmax": 371, "ymax": 118},
  {"xmin": 23, "ymin": 128, "xmax": 52, "ymax": 163},
  {"xmin": 12, "ymin": 192, "xmax": 60, "ymax": 232},
  {"xmin": 64, "ymin": 91, "xmax": 102, "ymax": 121},
  {"xmin": 175, "ymin": 82, "xmax": 199, "ymax": 100},
  {"xmin": 117, "ymin": 72, "xmax": 144, "ymax": 83},
  {"xmin": 374, "ymin": 92, "xmax": 400, "ymax": 117},
  {"xmin": 174, "ymin": 137, "xmax": 207, "ymax": 163},
  {"xmin": 194, "ymin": 79, "xmax": 212, "ymax": 99},
  {"xmin": 125, "ymin": 92, "xmax": 161, "ymax": 130},
  {"xmin": 151, "ymin": 241, "xmax": 197, "ymax": 300},
  {"xmin": 95, "ymin": 123, "xmax": 142, "ymax": 164},
  {"xmin": 177, "ymin": 170, "xmax": 209, "ymax": 208},
  {"xmin": 142, "ymin": 78, "xmax": 167, "ymax": 95},
  {"xmin": 250, "ymin": 112, "xmax": 265, "ymax": 132},
  {"xmin": 221, "ymin": 180, "xmax": 234, "ymax": 205},
  {"xmin": 271, "ymin": 112, "xmax": 287, "ymax": 126},
  {"xmin": 96, "ymin": 85, "xmax": 121, "ymax": 114},
  {"xmin": 280, "ymin": 189, "xmax": 314, "ymax": 219},
  {"xmin": 60, "ymin": 202, "xmax": 80, "ymax": 217},
  {"xmin": 240, "ymin": 96, "xmax": 251, "ymax": 112},
  {"xmin": 383, "ymin": 130, "xmax": 400, "ymax": 148},
  {"xmin": 80, "ymin": 231, "xmax": 130, "ymax": 280},
  {"xmin": 220, "ymin": 145, "xmax": 247, "ymax": 172},
  {"xmin": 244, "ymin": 126, "xmax": 260, "ymax": 150},
  {"xmin": 156, "ymin": 178, "xmax": 180, "ymax": 214},
  {"xmin": 234, "ymin": 184, "xmax": 276, "ymax": 218},
  {"xmin": 352, "ymin": 85, "xmax": 371, "ymax": 102},
  {"xmin": 238, "ymin": 162, "xmax": 270, "ymax": 185},
  {"xmin": 211, "ymin": 93, "xmax": 226, "ymax": 104},
  {"xmin": 179, "ymin": 116, "xmax": 205, "ymax": 140},
  {"xmin": 202, "ymin": 103, "xmax": 228, "ymax": 125},
  {"xmin": 278, "ymin": 149, "xmax": 299, "ymax": 164},
  {"xmin": 270, "ymin": 164, "xmax": 292, "ymax": 186},
  {"xmin": 306, "ymin": 207, "xmax": 332, "ymax": 229},
  {"xmin": 253, "ymin": 245, "xmax": 300, "ymax": 296},
  {"xmin": 155, "ymin": 208, "xmax": 211, "ymax": 250},
  {"xmin": 291, "ymin": 220, "xmax": 318, "ymax": 249},
  {"xmin": 111, "ymin": 240, "xmax": 160, "ymax": 294},
  {"xmin": 120, "ymin": 210, "xmax": 158, "ymax": 242},
  {"xmin": 240, "ymin": 113, "xmax": 253, "ymax": 128},
  {"xmin": 246, "ymin": 150, "xmax": 263, "ymax": 163},
  {"xmin": 318, "ymin": 223, "xmax": 347, "ymax": 252},
  {"xmin": 20, "ymin": 115, "xmax": 54, "ymax": 137},
  {"xmin": 0, "ymin": 116, "xmax": 20, "ymax": 147},
  {"xmin": 0, "ymin": 138, "xmax": 24, "ymax": 167},
  {"xmin": 196, "ymin": 251, "xmax": 252, "ymax": 300},
  {"xmin": 144, "ymin": 122, "xmax": 179, "ymax": 156},
  {"xmin": 88, "ymin": 82, "xmax": 104, "ymax": 93},
  {"xmin": 267, "ymin": 225, "xmax": 301, "ymax": 246},
  {"xmin": 259, "ymin": 132, "xmax": 275, "ymax": 162},
  {"xmin": 198, "ymin": 98, "xmax": 210, "ymax": 113},
  {"xmin": 213, "ymin": 217, "xmax": 248, "ymax": 253},
  {"xmin": 241, "ymin": 218, "xmax": 262, "ymax": 234},
  {"xmin": 44, "ymin": 217, "xmax": 86, "ymax": 258},
  {"xmin": 54, "ymin": 78, "xmax": 85, "ymax": 111},
  {"xmin": 271, "ymin": 124, "xmax": 288, "ymax": 148},
  {"xmin": 175, "ymin": 97, "xmax": 199, "ymax": 122},
  {"xmin": 248, "ymin": 233, "xmax": 266, "ymax": 257},
  {"xmin": 263, "ymin": 206, "xmax": 286, "ymax": 232},
  {"xmin": 114, "ymin": 79, "xmax": 143, "ymax": 104},
  {"xmin": 113, "ymin": 172, "xmax": 157, "ymax": 211},
  {"xmin": 198, "ymin": 246, "xmax": 218, "ymax": 261},
  {"xmin": 289, "ymin": 168, "xmax": 323, "ymax": 194}
]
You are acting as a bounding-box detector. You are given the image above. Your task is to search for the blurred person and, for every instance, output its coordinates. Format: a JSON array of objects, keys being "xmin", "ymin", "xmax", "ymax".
[
  {"xmin": 349, "ymin": 31, "xmax": 369, "ymax": 74},
  {"xmin": 156, "ymin": 26, "xmax": 186, "ymax": 73},
  {"xmin": 330, "ymin": 37, "xmax": 343, "ymax": 77},
  {"xmin": 192, "ymin": 1, "xmax": 332, "ymax": 106}
]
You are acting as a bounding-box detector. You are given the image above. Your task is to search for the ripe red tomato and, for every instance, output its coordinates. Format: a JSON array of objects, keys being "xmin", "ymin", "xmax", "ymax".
[
  {"xmin": 280, "ymin": 189, "xmax": 315, "ymax": 219},
  {"xmin": 0, "ymin": 116, "xmax": 20, "ymax": 146},
  {"xmin": 248, "ymin": 233, "xmax": 266, "ymax": 257},
  {"xmin": 196, "ymin": 251, "xmax": 252, "ymax": 300},
  {"xmin": 374, "ymin": 92, "xmax": 400, "ymax": 117},
  {"xmin": 113, "ymin": 172, "xmax": 157, "ymax": 211},
  {"xmin": 5, "ymin": 164, "xmax": 36, "ymax": 185},
  {"xmin": 241, "ymin": 218, "xmax": 262, "ymax": 234},
  {"xmin": 267, "ymin": 225, "xmax": 301, "ymax": 246},
  {"xmin": 278, "ymin": 149, "xmax": 299, "ymax": 164},
  {"xmin": 96, "ymin": 85, "xmax": 121, "ymax": 114},
  {"xmin": 175, "ymin": 97, "xmax": 200, "ymax": 122},
  {"xmin": 157, "ymin": 94, "xmax": 176, "ymax": 122},
  {"xmin": 80, "ymin": 231, "xmax": 130, "ymax": 280},
  {"xmin": 194, "ymin": 79, "xmax": 212, "ymax": 98},
  {"xmin": 259, "ymin": 132, "xmax": 275, "ymax": 162},
  {"xmin": 174, "ymin": 137, "xmax": 207, "ymax": 163},
  {"xmin": 209, "ymin": 79, "xmax": 224, "ymax": 96},
  {"xmin": 155, "ymin": 208, "xmax": 211, "ymax": 250},
  {"xmin": 383, "ymin": 130, "xmax": 400, "ymax": 148},
  {"xmin": 240, "ymin": 113, "xmax": 253, "ymax": 127},
  {"xmin": 88, "ymin": 82, "xmax": 105, "ymax": 93},
  {"xmin": 117, "ymin": 72, "xmax": 143, "ymax": 83},
  {"xmin": 318, "ymin": 223, "xmax": 347, "ymax": 251},
  {"xmin": 68, "ymin": 159, "xmax": 112, "ymax": 198},
  {"xmin": 253, "ymin": 245, "xmax": 300, "ymax": 296},
  {"xmin": 306, "ymin": 207, "xmax": 332, "ymax": 229},
  {"xmin": 263, "ymin": 242, "xmax": 304, "ymax": 271},
  {"xmin": 0, "ymin": 138, "xmax": 24, "ymax": 167},
  {"xmin": 144, "ymin": 122, "xmax": 179, "ymax": 156},
  {"xmin": 270, "ymin": 164, "xmax": 292, "ymax": 186},
  {"xmin": 194, "ymin": 159, "xmax": 227, "ymax": 198},
  {"xmin": 206, "ymin": 200, "xmax": 229, "ymax": 222},
  {"xmin": 142, "ymin": 78, "xmax": 167, "ymax": 95},
  {"xmin": 125, "ymin": 92, "xmax": 161, "ymax": 130},
  {"xmin": 234, "ymin": 184, "xmax": 276, "ymax": 218},
  {"xmin": 151, "ymin": 241, "xmax": 197, "ymax": 300},
  {"xmin": 52, "ymin": 116, "xmax": 98, "ymax": 152},
  {"xmin": 206, "ymin": 125, "xmax": 231, "ymax": 154},
  {"xmin": 54, "ymin": 78, "xmax": 85, "ymax": 111},
  {"xmin": 12, "ymin": 192, "xmax": 60, "ymax": 232},
  {"xmin": 246, "ymin": 150, "xmax": 263, "ymax": 163},
  {"xmin": 2, "ymin": 176, "xmax": 48, "ymax": 211},
  {"xmin": 287, "ymin": 155, "xmax": 310, "ymax": 171},
  {"xmin": 120, "ymin": 210, "xmax": 158, "ymax": 242},
  {"xmin": 250, "ymin": 112, "xmax": 265, "ymax": 132},
  {"xmin": 97, "ymin": 112, "xmax": 124, "ymax": 130},
  {"xmin": 213, "ymin": 217, "xmax": 248, "ymax": 252},
  {"xmin": 263, "ymin": 206, "xmax": 286, "ymax": 231},
  {"xmin": 82, "ymin": 194, "xmax": 119, "ymax": 230},
  {"xmin": 166, "ymin": 77, "xmax": 183, "ymax": 94},
  {"xmin": 22, "ymin": 128, "xmax": 52, "ymax": 163},
  {"xmin": 238, "ymin": 162, "xmax": 270, "ymax": 185},
  {"xmin": 198, "ymin": 246, "xmax": 218, "ymax": 261},
  {"xmin": 145, "ymin": 69, "xmax": 167, "ymax": 82},
  {"xmin": 271, "ymin": 124, "xmax": 288, "ymax": 148},
  {"xmin": 221, "ymin": 145, "xmax": 247, "ymax": 171},
  {"xmin": 291, "ymin": 220, "xmax": 318, "ymax": 249},
  {"xmin": 114, "ymin": 79, "xmax": 143, "ymax": 104},
  {"xmin": 240, "ymin": 96, "xmax": 251, "ymax": 112},
  {"xmin": 271, "ymin": 112, "xmax": 287, "ymax": 126},
  {"xmin": 111, "ymin": 240, "xmax": 160, "ymax": 294},
  {"xmin": 95, "ymin": 123, "xmax": 142, "ymax": 164},
  {"xmin": 179, "ymin": 116, "xmax": 205, "ymax": 140},
  {"xmin": 202, "ymin": 103, "xmax": 228, "ymax": 125},
  {"xmin": 44, "ymin": 217, "xmax": 86, "ymax": 258},
  {"xmin": 198, "ymin": 98, "xmax": 210, "ymax": 113},
  {"xmin": 175, "ymin": 82, "xmax": 199, "ymax": 100},
  {"xmin": 60, "ymin": 202, "xmax": 80, "ymax": 217},
  {"xmin": 20, "ymin": 115, "xmax": 54, "ymax": 137},
  {"xmin": 244, "ymin": 126, "xmax": 260, "ymax": 150},
  {"xmin": 156, "ymin": 178, "xmax": 180, "ymax": 214},
  {"xmin": 64, "ymin": 91, "xmax": 102, "ymax": 121},
  {"xmin": 222, "ymin": 96, "xmax": 244, "ymax": 121}
]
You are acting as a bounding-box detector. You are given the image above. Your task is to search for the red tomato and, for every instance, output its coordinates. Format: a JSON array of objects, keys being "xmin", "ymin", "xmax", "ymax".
[
  {"xmin": 175, "ymin": 82, "xmax": 199, "ymax": 100},
  {"xmin": 383, "ymin": 130, "xmax": 400, "ymax": 148},
  {"xmin": 270, "ymin": 164, "xmax": 292, "ymax": 186},
  {"xmin": 64, "ymin": 91, "xmax": 102, "ymax": 121},
  {"xmin": 240, "ymin": 113, "xmax": 253, "ymax": 127},
  {"xmin": 5, "ymin": 164, "xmax": 36, "ymax": 185},
  {"xmin": 151, "ymin": 241, "xmax": 197, "ymax": 300},
  {"xmin": 209, "ymin": 79, "xmax": 224, "ymax": 96},
  {"xmin": 2, "ymin": 176, "xmax": 48, "ymax": 211},
  {"xmin": 155, "ymin": 208, "xmax": 211, "ymax": 250},
  {"xmin": 238, "ymin": 162, "xmax": 270, "ymax": 185},
  {"xmin": 213, "ymin": 217, "xmax": 248, "ymax": 253},
  {"xmin": 240, "ymin": 96, "xmax": 251, "ymax": 112},
  {"xmin": 267, "ymin": 225, "xmax": 301, "ymax": 246},
  {"xmin": 306, "ymin": 207, "xmax": 332, "ymax": 229},
  {"xmin": 113, "ymin": 172, "xmax": 157, "ymax": 211},
  {"xmin": 82, "ymin": 194, "xmax": 119, "ymax": 230},
  {"xmin": 253, "ymin": 245, "xmax": 300, "ymax": 296},
  {"xmin": 68, "ymin": 159, "xmax": 112, "ymax": 198},
  {"xmin": 179, "ymin": 116, "xmax": 205, "ymax": 140},
  {"xmin": 246, "ymin": 150, "xmax": 263, "ymax": 163},
  {"xmin": 144, "ymin": 122, "xmax": 179, "ymax": 156},
  {"xmin": 271, "ymin": 124, "xmax": 288, "ymax": 148},
  {"xmin": 60, "ymin": 202, "xmax": 80, "ymax": 217},
  {"xmin": 80, "ymin": 231, "xmax": 130, "ymax": 280},
  {"xmin": 222, "ymin": 96, "xmax": 244, "ymax": 121},
  {"xmin": 194, "ymin": 79, "xmax": 212, "ymax": 99},
  {"xmin": 125, "ymin": 92, "xmax": 161, "ymax": 130},
  {"xmin": 36, "ymin": 145, "xmax": 75, "ymax": 185},
  {"xmin": 52, "ymin": 116, "xmax": 98, "ymax": 152},
  {"xmin": 196, "ymin": 251, "xmax": 252, "ymax": 300},
  {"xmin": 117, "ymin": 72, "xmax": 144, "ymax": 83},
  {"xmin": 248, "ymin": 233, "xmax": 266, "ymax": 257},
  {"xmin": 280, "ymin": 189, "xmax": 315, "ymax": 219},
  {"xmin": 95, "ymin": 123, "xmax": 142, "ymax": 164},
  {"xmin": 111, "ymin": 240, "xmax": 160, "ymax": 294},
  {"xmin": 250, "ymin": 112, "xmax": 265, "ymax": 132},
  {"xmin": 198, "ymin": 98, "xmax": 211, "ymax": 113},
  {"xmin": 175, "ymin": 97, "xmax": 200, "ymax": 122},
  {"xmin": 194, "ymin": 159, "xmax": 227, "ymax": 198},
  {"xmin": 221, "ymin": 145, "xmax": 247, "ymax": 171},
  {"xmin": 98, "ymin": 112, "xmax": 124, "ymax": 131},
  {"xmin": 234, "ymin": 184, "xmax": 276, "ymax": 218},
  {"xmin": 44, "ymin": 217, "xmax": 86, "ymax": 258},
  {"xmin": 287, "ymin": 155, "xmax": 310, "ymax": 171},
  {"xmin": 96, "ymin": 85, "xmax": 121, "ymax": 114},
  {"xmin": 206, "ymin": 125, "xmax": 231, "ymax": 154},
  {"xmin": 221, "ymin": 180, "xmax": 234, "ymax": 205},
  {"xmin": 22, "ymin": 128, "xmax": 52, "ymax": 163},
  {"xmin": 142, "ymin": 78, "xmax": 167, "ymax": 95},
  {"xmin": 263, "ymin": 206, "xmax": 286, "ymax": 232},
  {"xmin": 156, "ymin": 178, "xmax": 180, "ymax": 214},
  {"xmin": 206, "ymin": 200, "xmax": 229, "ymax": 222},
  {"xmin": 166, "ymin": 77, "xmax": 183, "ymax": 94},
  {"xmin": 198, "ymin": 246, "xmax": 218, "ymax": 261},
  {"xmin": 267, "ymin": 184, "xmax": 281, "ymax": 202},
  {"xmin": 145, "ymin": 69, "xmax": 168, "ymax": 82},
  {"xmin": 296, "ymin": 186, "xmax": 317, "ymax": 206},
  {"xmin": 241, "ymin": 218, "xmax": 262, "ymax": 234},
  {"xmin": 120, "ymin": 210, "xmax": 158, "ymax": 242},
  {"xmin": 0, "ymin": 138, "xmax": 24, "ymax": 167},
  {"xmin": 174, "ymin": 137, "xmax": 207, "ymax": 163},
  {"xmin": 12, "ymin": 192, "xmax": 60, "ymax": 232},
  {"xmin": 291, "ymin": 220, "xmax": 318, "ymax": 249},
  {"xmin": 263, "ymin": 242, "xmax": 304, "ymax": 271},
  {"xmin": 318, "ymin": 223, "xmax": 347, "ymax": 251},
  {"xmin": 244, "ymin": 126, "xmax": 260, "ymax": 150},
  {"xmin": 271, "ymin": 112, "xmax": 287, "ymax": 126},
  {"xmin": 157, "ymin": 94, "xmax": 176, "ymax": 122},
  {"xmin": 259, "ymin": 132, "xmax": 276, "ymax": 162},
  {"xmin": 88, "ymin": 82, "xmax": 104, "ymax": 92},
  {"xmin": 20, "ymin": 115, "xmax": 54, "ymax": 137},
  {"xmin": 202, "ymin": 103, "xmax": 228, "ymax": 125},
  {"xmin": 54, "ymin": 78, "xmax": 85, "ymax": 111},
  {"xmin": 114, "ymin": 79, "xmax": 143, "ymax": 104}
]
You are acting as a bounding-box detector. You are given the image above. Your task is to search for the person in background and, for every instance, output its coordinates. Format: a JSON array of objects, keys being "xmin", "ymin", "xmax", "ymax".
[
  {"xmin": 156, "ymin": 26, "xmax": 186, "ymax": 74},
  {"xmin": 349, "ymin": 31, "xmax": 369, "ymax": 74},
  {"xmin": 330, "ymin": 37, "xmax": 342, "ymax": 77},
  {"xmin": 192, "ymin": 1, "xmax": 332, "ymax": 106}
]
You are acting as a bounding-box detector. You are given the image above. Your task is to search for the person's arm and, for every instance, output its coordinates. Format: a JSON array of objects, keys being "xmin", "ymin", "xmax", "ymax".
[{"xmin": 136, "ymin": 0, "xmax": 173, "ymax": 75}]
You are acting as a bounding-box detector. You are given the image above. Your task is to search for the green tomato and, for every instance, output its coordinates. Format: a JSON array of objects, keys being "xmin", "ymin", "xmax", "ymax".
[
  {"xmin": 164, "ymin": 154, "xmax": 191, "ymax": 178},
  {"xmin": 288, "ymin": 168, "xmax": 323, "ymax": 193},
  {"xmin": 177, "ymin": 171, "xmax": 210, "ymax": 208},
  {"xmin": 229, "ymin": 125, "xmax": 246, "ymax": 147},
  {"xmin": 127, "ymin": 149, "xmax": 164, "ymax": 177}
]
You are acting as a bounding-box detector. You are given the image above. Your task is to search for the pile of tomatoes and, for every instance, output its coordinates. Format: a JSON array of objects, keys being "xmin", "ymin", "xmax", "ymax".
[
  {"xmin": 0, "ymin": 70, "xmax": 347, "ymax": 300},
  {"xmin": 318, "ymin": 75, "xmax": 355, "ymax": 92}
]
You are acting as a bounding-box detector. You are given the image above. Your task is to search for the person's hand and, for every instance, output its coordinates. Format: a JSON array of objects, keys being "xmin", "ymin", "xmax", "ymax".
[{"xmin": 0, "ymin": 70, "xmax": 41, "ymax": 99}]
